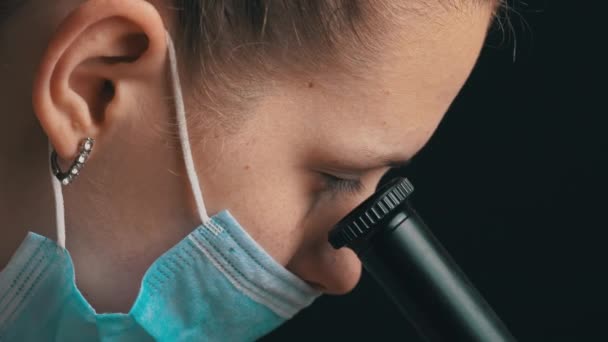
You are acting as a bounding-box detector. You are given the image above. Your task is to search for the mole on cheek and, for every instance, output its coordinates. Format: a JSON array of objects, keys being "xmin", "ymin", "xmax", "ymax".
[
  {"xmin": 307, "ymin": 81, "xmax": 314, "ymax": 88},
  {"xmin": 244, "ymin": 165, "xmax": 251, "ymax": 170}
]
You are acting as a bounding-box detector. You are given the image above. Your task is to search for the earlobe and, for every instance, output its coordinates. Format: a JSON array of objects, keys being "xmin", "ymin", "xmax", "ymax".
[{"xmin": 32, "ymin": 0, "xmax": 168, "ymax": 160}]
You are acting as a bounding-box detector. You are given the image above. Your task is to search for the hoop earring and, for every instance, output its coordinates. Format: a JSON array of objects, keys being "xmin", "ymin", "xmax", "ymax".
[{"xmin": 50, "ymin": 137, "xmax": 95, "ymax": 186}]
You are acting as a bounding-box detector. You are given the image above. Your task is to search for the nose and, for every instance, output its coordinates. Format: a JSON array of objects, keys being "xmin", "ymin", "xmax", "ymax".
[
  {"xmin": 287, "ymin": 176, "xmax": 388, "ymax": 294},
  {"xmin": 286, "ymin": 238, "xmax": 362, "ymax": 294}
]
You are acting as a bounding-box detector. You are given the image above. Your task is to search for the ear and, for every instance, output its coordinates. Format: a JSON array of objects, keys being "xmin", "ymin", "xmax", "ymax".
[{"xmin": 32, "ymin": 0, "xmax": 168, "ymax": 160}]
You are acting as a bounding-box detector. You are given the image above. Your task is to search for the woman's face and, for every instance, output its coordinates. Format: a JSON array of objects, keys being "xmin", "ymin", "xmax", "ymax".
[
  {"xmin": 194, "ymin": 7, "xmax": 494, "ymax": 293},
  {"xmin": 0, "ymin": 0, "xmax": 496, "ymax": 313}
]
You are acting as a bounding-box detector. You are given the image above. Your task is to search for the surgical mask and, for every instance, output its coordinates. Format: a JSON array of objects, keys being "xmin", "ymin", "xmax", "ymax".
[{"xmin": 0, "ymin": 32, "xmax": 321, "ymax": 342}]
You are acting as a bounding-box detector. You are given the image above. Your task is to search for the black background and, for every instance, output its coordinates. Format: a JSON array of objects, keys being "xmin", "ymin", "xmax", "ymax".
[{"xmin": 262, "ymin": 0, "xmax": 607, "ymax": 341}]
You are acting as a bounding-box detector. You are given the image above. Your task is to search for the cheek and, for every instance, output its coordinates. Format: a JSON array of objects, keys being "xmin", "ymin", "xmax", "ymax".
[
  {"xmin": 196, "ymin": 143, "xmax": 315, "ymax": 266},
  {"xmin": 226, "ymin": 188, "xmax": 309, "ymax": 266}
]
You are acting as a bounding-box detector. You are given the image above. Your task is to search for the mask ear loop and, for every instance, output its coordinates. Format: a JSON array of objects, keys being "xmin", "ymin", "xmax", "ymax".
[
  {"xmin": 49, "ymin": 142, "xmax": 67, "ymax": 249},
  {"xmin": 47, "ymin": 33, "xmax": 211, "ymax": 250},
  {"xmin": 166, "ymin": 32, "xmax": 210, "ymax": 225}
]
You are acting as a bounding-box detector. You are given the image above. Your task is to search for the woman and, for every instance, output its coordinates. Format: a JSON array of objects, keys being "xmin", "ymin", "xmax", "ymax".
[{"xmin": 0, "ymin": 0, "xmax": 499, "ymax": 340}]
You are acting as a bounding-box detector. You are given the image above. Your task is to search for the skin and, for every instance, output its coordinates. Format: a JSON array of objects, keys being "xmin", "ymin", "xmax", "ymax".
[{"xmin": 0, "ymin": 0, "xmax": 494, "ymax": 313}]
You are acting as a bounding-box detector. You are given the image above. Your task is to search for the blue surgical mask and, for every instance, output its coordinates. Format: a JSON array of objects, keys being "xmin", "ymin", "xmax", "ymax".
[{"xmin": 0, "ymin": 32, "xmax": 321, "ymax": 342}]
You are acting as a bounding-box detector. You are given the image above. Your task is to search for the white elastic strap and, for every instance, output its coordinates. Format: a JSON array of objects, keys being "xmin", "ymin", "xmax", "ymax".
[
  {"xmin": 49, "ymin": 141, "xmax": 66, "ymax": 249},
  {"xmin": 166, "ymin": 33, "xmax": 210, "ymax": 224},
  {"xmin": 47, "ymin": 33, "xmax": 210, "ymax": 250}
]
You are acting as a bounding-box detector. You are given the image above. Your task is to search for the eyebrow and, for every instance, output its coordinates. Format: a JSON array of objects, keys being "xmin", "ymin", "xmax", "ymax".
[
  {"xmin": 373, "ymin": 155, "xmax": 412, "ymax": 169},
  {"xmin": 344, "ymin": 150, "xmax": 413, "ymax": 171},
  {"xmin": 323, "ymin": 149, "xmax": 413, "ymax": 173}
]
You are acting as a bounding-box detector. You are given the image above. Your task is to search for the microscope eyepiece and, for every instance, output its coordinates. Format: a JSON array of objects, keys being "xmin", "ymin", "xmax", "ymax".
[
  {"xmin": 329, "ymin": 177, "xmax": 414, "ymax": 252},
  {"xmin": 328, "ymin": 177, "xmax": 516, "ymax": 342}
]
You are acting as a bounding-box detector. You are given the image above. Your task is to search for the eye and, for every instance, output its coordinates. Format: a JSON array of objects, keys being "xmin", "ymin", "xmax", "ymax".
[{"xmin": 321, "ymin": 173, "xmax": 365, "ymax": 196}]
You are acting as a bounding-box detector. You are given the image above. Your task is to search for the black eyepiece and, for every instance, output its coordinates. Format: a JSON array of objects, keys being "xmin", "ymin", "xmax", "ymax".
[
  {"xmin": 329, "ymin": 177, "xmax": 414, "ymax": 251},
  {"xmin": 329, "ymin": 177, "xmax": 516, "ymax": 342}
]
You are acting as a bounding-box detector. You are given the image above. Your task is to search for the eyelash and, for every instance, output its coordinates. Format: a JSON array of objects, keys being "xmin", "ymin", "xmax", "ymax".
[{"xmin": 322, "ymin": 173, "xmax": 365, "ymax": 195}]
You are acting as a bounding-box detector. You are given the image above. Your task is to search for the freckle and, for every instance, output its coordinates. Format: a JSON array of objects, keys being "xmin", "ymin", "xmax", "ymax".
[
  {"xmin": 307, "ymin": 81, "xmax": 314, "ymax": 88},
  {"xmin": 384, "ymin": 90, "xmax": 391, "ymax": 95},
  {"xmin": 244, "ymin": 165, "xmax": 250, "ymax": 170}
]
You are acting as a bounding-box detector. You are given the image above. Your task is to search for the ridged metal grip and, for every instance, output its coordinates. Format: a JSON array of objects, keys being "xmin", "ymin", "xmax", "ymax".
[{"xmin": 329, "ymin": 177, "xmax": 414, "ymax": 249}]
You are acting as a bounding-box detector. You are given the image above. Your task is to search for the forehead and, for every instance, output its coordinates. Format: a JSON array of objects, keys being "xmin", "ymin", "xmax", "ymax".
[
  {"xmin": 294, "ymin": 6, "xmax": 495, "ymax": 157},
  {"xmin": 228, "ymin": 5, "xmax": 494, "ymax": 168}
]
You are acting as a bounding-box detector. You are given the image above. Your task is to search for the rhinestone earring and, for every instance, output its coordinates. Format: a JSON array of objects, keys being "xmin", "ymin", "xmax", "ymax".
[{"xmin": 50, "ymin": 137, "xmax": 95, "ymax": 186}]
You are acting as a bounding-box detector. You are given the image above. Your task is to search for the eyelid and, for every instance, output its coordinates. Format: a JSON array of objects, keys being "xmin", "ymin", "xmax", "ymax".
[
  {"xmin": 321, "ymin": 172, "xmax": 365, "ymax": 195},
  {"xmin": 317, "ymin": 166, "xmax": 365, "ymax": 179}
]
